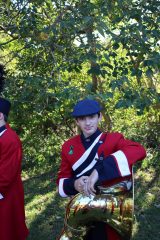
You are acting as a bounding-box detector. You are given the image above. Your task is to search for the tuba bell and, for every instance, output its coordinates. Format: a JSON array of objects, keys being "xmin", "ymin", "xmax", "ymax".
[{"xmin": 57, "ymin": 178, "xmax": 133, "ymax": 240}]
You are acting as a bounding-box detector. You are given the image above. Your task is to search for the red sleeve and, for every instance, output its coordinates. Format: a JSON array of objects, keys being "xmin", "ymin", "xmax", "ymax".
[
  {"xmin": 95, "ymin": 133, "xmax": 146, "ymax": 183},
  {"xmin": 56, "ymin": 144, "xmax": 77, "ymax": 197},
  {"xmin": 112, "ymin": 133, "xmax": 146, "ymax": 169},
  {"xmin": 57, "ymin": 145, "xmax": 73, "ymax": 184}
]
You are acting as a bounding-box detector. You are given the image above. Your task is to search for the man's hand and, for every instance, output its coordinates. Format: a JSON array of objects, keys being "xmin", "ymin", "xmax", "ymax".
[
  {"xmin": 74, "ymin": 176, "xmax": 89, "ymax": 193},
  {"xmin": 83, "ymin": 169, "xmax": 99, "ymax": 197}
]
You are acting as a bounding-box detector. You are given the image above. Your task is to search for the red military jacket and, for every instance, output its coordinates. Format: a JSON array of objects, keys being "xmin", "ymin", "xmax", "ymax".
[
  {"xmin": 0, "ymin": 124, "xmax": 29, "ymax": 240},
  {"xmin": 57, "ymin": 129, "xmax": 146, "ymax": 197},
  {"xmin": 57, "ymin": 129, "xmax": 146, "ymax": 240}
]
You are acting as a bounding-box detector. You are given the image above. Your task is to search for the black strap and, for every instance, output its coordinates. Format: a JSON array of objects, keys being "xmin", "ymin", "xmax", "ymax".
[
  {"xmin": 0, "ymin": 125, "xmax": 6, "ymax": 137},
  {"xmin": 74, "ymin": 137, "xmax": 103, "ymax": 176}
]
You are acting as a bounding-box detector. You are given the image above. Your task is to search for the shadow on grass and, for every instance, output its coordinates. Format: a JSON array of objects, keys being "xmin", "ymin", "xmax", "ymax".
[
  {"xmin": 132, "ymin": 169, "xmax": 160, "ymax": 240},
  {"xmin": 24, "ymin": 171, "xmax": 66, "ymax": 240},
  {"xmin": 23, "ymin": 171, "xmax": 54, "ymax": 205}
]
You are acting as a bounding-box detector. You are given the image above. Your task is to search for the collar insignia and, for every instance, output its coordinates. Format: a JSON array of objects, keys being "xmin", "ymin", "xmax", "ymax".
[{"xmin": 68, "ymin": 145, "xmax": 74, "ymax": 155}]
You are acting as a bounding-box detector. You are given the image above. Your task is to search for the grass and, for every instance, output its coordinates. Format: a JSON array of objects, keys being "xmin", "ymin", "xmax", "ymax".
[
  {"xmin": 132, "ymin": 166, "xmax": 160, "ymax": 240},
  {"xmin": 23, "ymin": 171, "xmax": 66, "ymax": 240},
  {"xmin": 23, "ymin": 162, "xmax": 160, "ymax": 240}
]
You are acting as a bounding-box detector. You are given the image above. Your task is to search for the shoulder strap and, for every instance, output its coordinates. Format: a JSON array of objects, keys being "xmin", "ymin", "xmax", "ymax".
[{"xmin": 73, "ymin": 133, "xmax": 107, "ymax": 177}]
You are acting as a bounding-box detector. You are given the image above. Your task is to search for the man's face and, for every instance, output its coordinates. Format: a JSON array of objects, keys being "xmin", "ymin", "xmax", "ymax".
[{"xmin": 76, "ymin": 113, "xmax": 102, "ymax": 138}]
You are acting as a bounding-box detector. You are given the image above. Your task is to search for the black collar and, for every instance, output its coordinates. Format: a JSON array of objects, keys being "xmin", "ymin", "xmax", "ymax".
[
  {"xmin": 0, "ymin": 125, "xmax": 6, "ymax": 134},
  {"xmin": 81, "ymin": 128, "xmax": 102, "ymax": 149}
]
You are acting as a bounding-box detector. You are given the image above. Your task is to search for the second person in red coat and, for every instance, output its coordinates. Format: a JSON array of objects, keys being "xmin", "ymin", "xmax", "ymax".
[{"xmin": 0, "ymin": 98, "xmax": 29, "ymax": 240}]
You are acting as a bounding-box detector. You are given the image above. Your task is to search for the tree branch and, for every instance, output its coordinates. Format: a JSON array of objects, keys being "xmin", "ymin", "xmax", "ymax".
[{"xmin": 0, "ymin": 37, "xmax": 19, "ymax": 46}]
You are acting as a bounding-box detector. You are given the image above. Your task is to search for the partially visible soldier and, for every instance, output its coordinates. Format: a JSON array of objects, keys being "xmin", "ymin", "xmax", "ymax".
[
  {"xmin": 0, "ymin": 97, "xmax": 29, "ymax": 240},
  {"xmin": 57, "ymin": 98, "xmax": 146, "ymax": 240}
]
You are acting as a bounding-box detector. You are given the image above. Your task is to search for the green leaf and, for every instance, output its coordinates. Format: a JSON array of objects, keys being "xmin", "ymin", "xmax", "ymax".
[{"xmin": 146, "ymin": 69, "xmax": 153, "ymax": 78}]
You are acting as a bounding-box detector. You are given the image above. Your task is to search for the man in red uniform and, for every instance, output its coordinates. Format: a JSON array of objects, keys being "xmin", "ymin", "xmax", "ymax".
[
  {"xmin": 0, "ymin": 98, "xmax": 29, "ymax": 240},
  {"xmin": 57, "ymin": 98, "xmax": 146, "ymax": 240}
]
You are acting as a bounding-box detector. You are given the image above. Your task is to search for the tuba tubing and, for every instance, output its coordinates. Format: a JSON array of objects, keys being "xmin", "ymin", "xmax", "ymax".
[{"xmin": 57, "ymin": 178, "xmax": 134, "ymax": 240}]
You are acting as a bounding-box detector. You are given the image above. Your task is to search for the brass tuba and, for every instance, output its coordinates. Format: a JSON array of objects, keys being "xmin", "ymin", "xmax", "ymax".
[{"xmin": 57, "ymin": 179, "xmax": 133, "ymax": 240}]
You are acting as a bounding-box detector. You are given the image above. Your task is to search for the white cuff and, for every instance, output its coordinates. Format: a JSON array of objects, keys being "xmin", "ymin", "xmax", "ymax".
[
  {"xmin": 0, "ymin": 193, "xmax": 4, "ymax": 200},
  {"xmin": 111, "ymin": 150, "xmax": 131, "ymax": 176},
  {"xmin": 59, "ymin": 178, "xmax": 68, "ymax": 197}
]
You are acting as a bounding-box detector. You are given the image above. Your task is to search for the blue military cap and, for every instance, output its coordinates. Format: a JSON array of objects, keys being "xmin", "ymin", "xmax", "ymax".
[
  {"xmin": 0, "ymin": 97, "xmax": 11, "ymax": 117},
  {"xmin": 72, "ymin": 99, "xmax": 102, "ymax": 117}
]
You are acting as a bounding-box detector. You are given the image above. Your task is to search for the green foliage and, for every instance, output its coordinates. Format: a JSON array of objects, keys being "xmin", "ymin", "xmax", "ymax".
[
  {"xmin": 0, "ymin": 0, "xmax": 159, "ymax": 173},
  {"xmin": 0, "ymin": 3, "xmax": 159, "ymax": 239}
]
